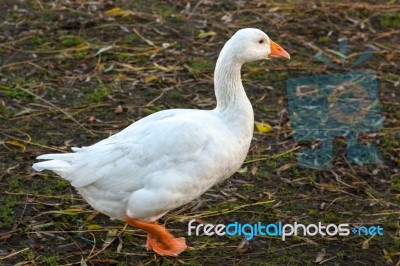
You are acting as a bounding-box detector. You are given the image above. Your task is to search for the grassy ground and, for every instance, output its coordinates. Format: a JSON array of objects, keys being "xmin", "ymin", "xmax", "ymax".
[{"xmin": 1, "ymin": 0, "xmax": 399, "ymax": 265}]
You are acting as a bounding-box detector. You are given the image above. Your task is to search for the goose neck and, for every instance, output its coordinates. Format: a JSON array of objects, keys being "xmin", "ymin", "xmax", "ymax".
[{"xmin": 214, "ymin": 54, "xmax": 244, "ymax": 111}]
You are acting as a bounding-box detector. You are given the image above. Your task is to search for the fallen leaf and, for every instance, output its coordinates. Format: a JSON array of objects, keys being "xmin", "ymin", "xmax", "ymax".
[
  {"xmin": 104, "ymin": 64, "xmax": 114, "ymax": 72},
  {"xmin": 251, "ymin": 166, "xmax": 258, "ymax": 176},
  {"xmin": 13, "ymin": 108, "xmax": 32, "ymax": 117},
  {"xmin": 105, "ymin": 7, "xmax": 133, "ymax": 17},
  {"xmin": 95, "ymin": 45, "xmax": 113, "ymax": 56},
  {"xmin": 162, "ymin": 42, "xmax": 171, "ymax": 49},
  {"xmin": 237, "ymin": 166, "xmax": 248, "ymax": 174},
  {"xmin": 275, "ymin": 162, "xmax": 296, "ymax": 173},
  {"xmin": 80, "ymin": 257, "xmax": 88, "ymax": 266},
  {"xmin": 116, "ymin": 236, "xmax": 123, "ymax": 253},
  {"xmin": 236, "ymin": 238, "xmax": 250, "ymax": 253},
  {"xmin": 269, "ymin": 7, "xmax": 280, "ymax": 12},
  {"xmin": 114, "ymin": 105, "xmax": 123, "ymax": 114},
  {"xmin": 105, "ymin": 7, "xmax": 122, "ymax": 16},
  {"xmin": 197, "ymin": 30, "xmax": 217, "ymax": 39},
  {"xmin": 221, "ymin": 14, "xmax": 233, "ymax": 23},
  {"xmin": 315, "ymin": 248, "xmax": 326, "ymax": 263},
  {"xmin": 255, "ymin": 121, "xmax": 273, "ymax": 133},
  {"xmin": 5, "ymin": 140, "xmax": 26, "ymax": 150},
  {"xmin": 117, "ymin": 73, "xmax": 127, "ymax": 80},
  {"xmin": 87, "ymin": 116, "xmax": 96, "ymax": 123},
  {"xmin": 372, "ymin": 169, "xmax": 379, "ymax": 175},
  {"xmin": 35, "ymin": 208, "xmax": 88, "ymax": 217},
  {"xmin": 144, "ymin": 75, "xmax": 158, "ymax": 83},
  {"xmin": 362, "ymin": 238, "xmax": 370, "ymax": 249},
  {"xmin": 87, "ymin": 224, "xmax": 102, "ymax": 230},
  {"xmin": 382, "ymin": 249, "xmax": 393, "ymax": 264},
  {"xmin": 102, "ymin": 229, "xmax": 118, "ymax": 249}
]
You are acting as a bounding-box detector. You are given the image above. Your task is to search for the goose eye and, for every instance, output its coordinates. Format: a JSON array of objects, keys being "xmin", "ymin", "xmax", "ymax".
[{"xmin": 258, "ymin": 39, "xmax": 265, "ymax": 44}]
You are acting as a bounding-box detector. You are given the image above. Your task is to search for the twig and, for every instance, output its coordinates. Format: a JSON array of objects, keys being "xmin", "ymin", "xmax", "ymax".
[
  {"xmin": 0, "ymin": 247, "xmax": 30, "ymax": 260},
  {"xmin": 186, "ymin": 0, "xmax": 204, "ymax": 20},
  {"xmin": 16, "ymin": 85, "xmax": 97, "ymax": 137},
  {"xmin": 1, "ymin": 132, "xmax": 67, "ymax": 152},
  {"xmin": 84, "ymin": 224, "xmax": 128, "ymax": 261},
  {"xmin": 176, "ymin": 200, "xmax": 275, "ymax": 220},
  {"xmin": 244, "ymin": 146, "xmax": 300, "ymax": 164},
  {"xmin": 132, "ymin": 28, "xmax": 157, "ymax": 48}
]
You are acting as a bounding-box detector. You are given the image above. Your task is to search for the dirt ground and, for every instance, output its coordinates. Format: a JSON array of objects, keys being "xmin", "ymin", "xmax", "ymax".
[{"xmin": 1, "ymin": 1, "xmax": 399, "ymax": 265}]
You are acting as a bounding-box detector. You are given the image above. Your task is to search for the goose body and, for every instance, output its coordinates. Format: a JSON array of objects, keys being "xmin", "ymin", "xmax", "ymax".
[
  {"xmin": 35, "ymin": 107, "xmax": 253, "ymax": 221},
  {"xmin": 33, "ymin": 28, "xmax": 289, "ymax": 256}
]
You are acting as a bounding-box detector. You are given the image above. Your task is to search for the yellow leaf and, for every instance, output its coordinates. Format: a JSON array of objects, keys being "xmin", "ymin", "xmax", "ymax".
[
  {"xmin": 5, "ymin": 140, "xmax": 26, "ymax": 150},
  {"xmin": 87, "ymin": 224, "xmax": 103, "ymax": 230},
  {"xmin": 105, "ymin": 7, "xmax": 133, "ymax": 17},
  {"xmin": 255, "ymin": 121, "xmax": 273, "ymax": 133},
  {"xmin": 117, "ymin": 73, "xmax": 127, "ymax": 80},
  {"xmin": 95, "ymin": 63, "xmax": 104, "ymax": 73},
  {"xmin": 197, "ymin": 30, "xmax": 217, "ymax": 39},
  {"xmin": 247, "ymin": 66, "xmax": 263, "ymax": 74},
  {"xmin": 105, "ymin": 7, "xmax": 122, "ymax": 16},
  {"xmin": 120, "ymin": 10, "xmax": 134, "ymax": 17},
  {"xmin": 144, "ymin": 75, "xmax": 158, "ymax": 83}
]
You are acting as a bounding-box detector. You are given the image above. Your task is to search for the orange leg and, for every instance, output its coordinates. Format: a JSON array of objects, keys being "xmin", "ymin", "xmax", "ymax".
[{"xmin": 124, "ymin": 214, "xmax": 187, "ymax": 256}]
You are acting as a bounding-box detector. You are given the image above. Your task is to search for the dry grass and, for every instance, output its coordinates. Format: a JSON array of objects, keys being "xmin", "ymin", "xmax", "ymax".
[{"xmin": 0, "ymin": 0, "xmax": 399, "ymax": 265}]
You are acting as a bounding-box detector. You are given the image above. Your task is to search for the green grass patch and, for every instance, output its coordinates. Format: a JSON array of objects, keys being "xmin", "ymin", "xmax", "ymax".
[
  {"xmin": 380, "ymin": 13, "xmax": 400, "ymax": 28},
  {"xmin": 60, "ymin": 37, "xmax": 82, "ymax": 48},
  {"xmin": 32, "ymin": 35, "xmax": 45, "ymax": 45},
  {"xmin": 391, "ymin": 181, "xmax": 400, "ymax": 192},
  {"xmin": 187, "ymin": 59, "xmax": 212, "ymax": 77},
  {"xmin": 4, "ymin": 87, "xmax": 34, "ymax": 102},
  {"xmin": 84, "ymin": 85, "xmax": 111, "ymax": 102},
  {"xmin": 41, "ymin": 254, "xmax": 60, "ymax": 266},
  {"xmin": 0, "ymin": 195, "xmax": 17, "ymax": 229}
]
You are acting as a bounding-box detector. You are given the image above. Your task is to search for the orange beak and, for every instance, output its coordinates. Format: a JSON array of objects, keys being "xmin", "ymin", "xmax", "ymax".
[{"xmin": 268, "ymin": 40, "xmax": 290, "ymax": 59}]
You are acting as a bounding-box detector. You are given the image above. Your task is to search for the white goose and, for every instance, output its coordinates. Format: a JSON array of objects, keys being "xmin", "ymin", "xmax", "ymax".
[{"xmin": 33, "ymin": 28, "xmax": 290, "ymax": 256}]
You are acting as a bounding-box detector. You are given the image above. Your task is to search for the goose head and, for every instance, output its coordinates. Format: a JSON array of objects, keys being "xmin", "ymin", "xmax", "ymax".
[{"xmin": 222, "ymin": 28, "xmax": 290, "ymax": 63}]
